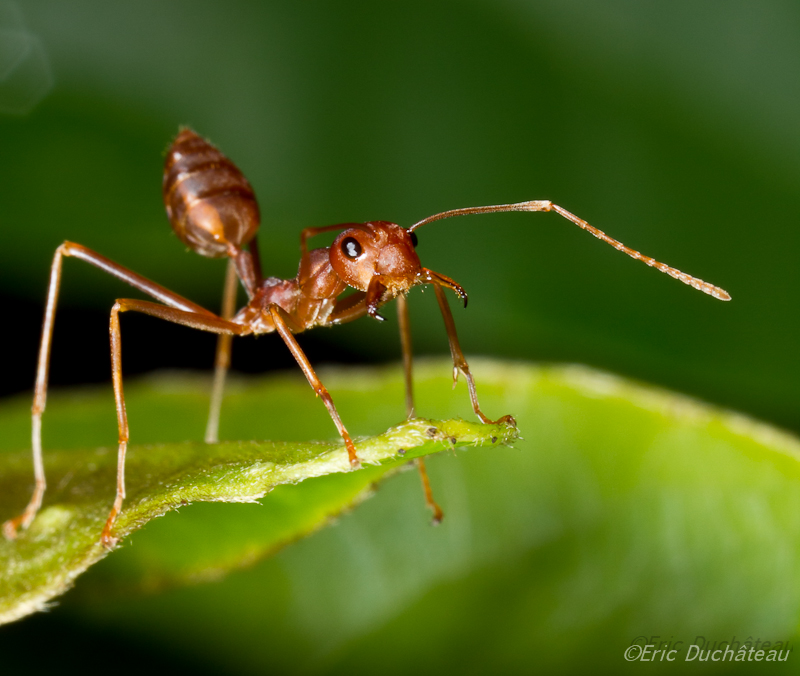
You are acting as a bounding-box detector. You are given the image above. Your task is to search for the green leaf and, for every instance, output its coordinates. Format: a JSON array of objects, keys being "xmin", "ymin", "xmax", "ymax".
[
  {"xmin": 0, "ymin": 369, "xmax": 518, "ymax": 625},
  {"xmin": 29, "ymin": 359, "xmax": 800, "ymax": 675}
]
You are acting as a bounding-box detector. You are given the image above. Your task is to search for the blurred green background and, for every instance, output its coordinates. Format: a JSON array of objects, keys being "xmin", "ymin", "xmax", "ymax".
[{"xmin": 0, "ymin": 0, "xmax": 798, "ymax": 673}]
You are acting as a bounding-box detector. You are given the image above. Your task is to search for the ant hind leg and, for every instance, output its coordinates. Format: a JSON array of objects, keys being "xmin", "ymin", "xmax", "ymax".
[{"xmin": 205, "ymin": 258, "xmax": 239, "ymax": 444}]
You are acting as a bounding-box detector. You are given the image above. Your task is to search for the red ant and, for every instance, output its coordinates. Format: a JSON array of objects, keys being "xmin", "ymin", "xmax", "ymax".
[{"xmin": 2, "ymin": 128, "xmax": 731, "ymax": 546}]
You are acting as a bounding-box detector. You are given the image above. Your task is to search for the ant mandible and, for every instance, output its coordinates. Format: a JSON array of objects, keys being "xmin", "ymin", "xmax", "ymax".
[{"xmin": 2, "ymin": 128, "xmax": 731, "ymax": 546}]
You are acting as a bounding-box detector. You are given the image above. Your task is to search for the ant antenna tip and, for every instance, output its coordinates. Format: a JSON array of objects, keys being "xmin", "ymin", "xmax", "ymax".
[
  {"xmin": 716, "ymin": 289, "xmax": 732, "ymax": 301},
  {"xmin": 700, "ymin": 282, "xmax": 731, "ymax": 301}
]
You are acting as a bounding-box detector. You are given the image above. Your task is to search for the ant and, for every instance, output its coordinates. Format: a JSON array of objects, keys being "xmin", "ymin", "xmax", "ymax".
[{"xmin": 2, "ymin": 128, "xmax": 731, "ymax": 546}]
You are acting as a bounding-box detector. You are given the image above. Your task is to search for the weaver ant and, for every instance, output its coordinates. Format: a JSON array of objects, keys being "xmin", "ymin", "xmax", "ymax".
[{"xmin": 2, "ymin": 128, "xmax": 731, "ymax": 546}]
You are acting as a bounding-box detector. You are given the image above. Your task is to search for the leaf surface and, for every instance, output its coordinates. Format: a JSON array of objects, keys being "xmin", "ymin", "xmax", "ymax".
[
  {"xmin": 0, "ymin": 367, "xmax": 517, "ymax": 624},
  {"xmin": 40, "ymin": 360, "xmax": 800, "ymax": 675}
]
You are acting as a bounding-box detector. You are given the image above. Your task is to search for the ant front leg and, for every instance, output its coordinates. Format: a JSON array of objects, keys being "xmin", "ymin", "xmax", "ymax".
[
  {"xmin": 396, "ymin": 294, "xmax": 415, "ymax": 419},
  {"xmin": 396, "ymin": 294, "xmax": 444, "ymax": 525},
  {"xmin": 267, "ymin": 305, "xmax": 360, "ymax": 468},
  {"xmin": 433, "ymin": 284, "xmax": 514, "ymax": 427}
]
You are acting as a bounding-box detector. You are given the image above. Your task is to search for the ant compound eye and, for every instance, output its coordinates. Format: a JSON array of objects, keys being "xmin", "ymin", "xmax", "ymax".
[
  {"xmin": 409, "ymin": 231, "xmax": 418, "ymax": 248},
  {"xmin": 341, "ymin": 237, "xmax": 363, "ymax": 259}
]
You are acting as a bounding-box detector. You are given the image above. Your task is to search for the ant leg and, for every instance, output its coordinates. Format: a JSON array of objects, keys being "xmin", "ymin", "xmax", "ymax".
[
  {"xmin": 327, "ymin": 292, "xmax": 368, "ymax": 325},
  {"xmin": 396, "ymin": 294, "xmax": 415, "ymax": 419},
  {"xmin": 397, "ymin": 294, "xmax": 444, "ymax": 524},
  {"xmin": 205, "ymin": 259, "xmax": 239, "ymax": 443},
  {"xmin": 105, "ymin": 302, "xmax": 130, "ymax": 547},
  {"xmin": 323, "ymin": 284, "xmax": 439, "ymax": 529},
  {"xmin": 103, "ymin": 298, "xmax": 245, "ymax": 546},
  {"xmin": 3, "ymin": 242, "xmax": 223, "ymax": 540},
  {"xmin": 433, "ymin": 284, "xmax": 513, "ymax": 426},
  {"xmin": 416, "ymin": 454, "xmax": 443, "ymax": 525},
  {"xmin": 432, "ymin": 283, "xmax": 486, "ymax": 421},
  {"xmin": 247, "ymin": 236, "xmax": 263, "ymax": 285},
  {"xmin": 2, "ymin": 248, "xmax": 64, "ymax": 538},
  {"xmin": 57, "ymin": 242, "xmax": 217, "ymax": 313},
  {"xmin": 267, "ymin": 306, "xmax": 360, "ymax": 468}
]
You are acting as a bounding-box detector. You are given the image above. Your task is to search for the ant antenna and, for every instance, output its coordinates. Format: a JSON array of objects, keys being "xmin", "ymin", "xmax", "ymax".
[{"xmin": 407, "ymin": 200, "xmax": 730, "ymax": 301}]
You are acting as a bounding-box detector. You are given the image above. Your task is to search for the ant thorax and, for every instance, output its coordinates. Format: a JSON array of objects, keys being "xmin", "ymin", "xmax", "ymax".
[{"xmin": 233, "ymin": 246, "xmax": 349, "ymax": 334}]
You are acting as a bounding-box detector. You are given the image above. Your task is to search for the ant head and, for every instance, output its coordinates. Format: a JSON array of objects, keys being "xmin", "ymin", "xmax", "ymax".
[
  {"xmin": 329, "ymin": 221, "xmax": 467, "ymax": 320},
  {"xmin": 329, "ymin": 221, "xmax": 421, "ymax": 293}
]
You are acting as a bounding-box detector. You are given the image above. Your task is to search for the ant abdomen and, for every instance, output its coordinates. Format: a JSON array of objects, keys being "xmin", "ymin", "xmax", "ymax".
[{"xmin": 163, "ymin": 128, "xmax": 260, "ymax": 258}]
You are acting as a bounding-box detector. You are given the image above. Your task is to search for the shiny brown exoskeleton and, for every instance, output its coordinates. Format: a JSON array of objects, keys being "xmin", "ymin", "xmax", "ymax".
[{"xmin": 3, "ymin": 128, "xmax": 731, "ymax": 546}]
